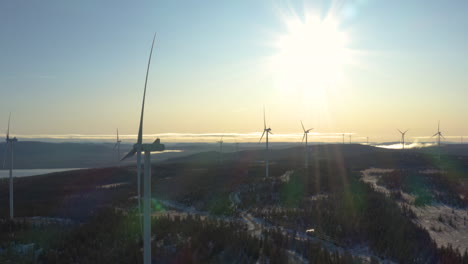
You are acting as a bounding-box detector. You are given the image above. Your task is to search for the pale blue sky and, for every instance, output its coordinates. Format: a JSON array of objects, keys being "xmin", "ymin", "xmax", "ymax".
[{"xmin": 1, "ymin": 0, "xmax": 467, "ymax": 142}]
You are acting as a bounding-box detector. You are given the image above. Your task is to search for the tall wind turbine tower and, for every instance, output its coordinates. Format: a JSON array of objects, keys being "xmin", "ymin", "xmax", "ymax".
[
  {"xmin": 3, "ymin": 113, "xmax": 18, "ymax": 219},
  {"xmin": 431, "ymin": 121, "xmax": 445, "ymax": 159},
  {"xmin": 397, "ymin": 129, "xmax": 408, "ymax": 150},
  {"xmin": 121, "ymin": 33, "xmax": 165, "ymax": 264},
  {"xmin": 114, "ymin": 128, "xmax": 122, "ymax": 165},
  {"xmin": 259, "ymin": 108, "xmax": 272, "ymax": 178},
  {"xmin": 301, "ymin": 121, "xmax": 313, "ymax": 169}
]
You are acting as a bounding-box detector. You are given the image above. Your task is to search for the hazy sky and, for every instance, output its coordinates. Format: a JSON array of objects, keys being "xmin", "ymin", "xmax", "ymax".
[{"xmin": 1, "ymin": 0, "xmax": 467, "ymax": 142}]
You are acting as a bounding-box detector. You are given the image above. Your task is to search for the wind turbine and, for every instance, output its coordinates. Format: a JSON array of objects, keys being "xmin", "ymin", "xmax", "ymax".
[
  {"xmin": 114, "ymin": 128, "xmax": 122, "ymax": 165},
  {"xmin": 342, "ymin": 133, "xmax": 345, "ymax": 144},
  {"xmin": 259, "ymin": 108, "xmax": 272, "ymax": 177},
  {"xmin": 121, "ymin": 33, "xmax": 165, "ymax": 264},
  {"xmin": 397, "ymin": 129, "xmax": 409, "ymax": 150},
  {"xmin": 301, "ymin": 121, "xmax": 313, "ymax": 169},
  {"xmin": 3, "ymin": 113, "xmax": 18, "ymax": 219},
  {"xmin": 431, "ymin": 121, "xmax": 445, "ymax": 159}
]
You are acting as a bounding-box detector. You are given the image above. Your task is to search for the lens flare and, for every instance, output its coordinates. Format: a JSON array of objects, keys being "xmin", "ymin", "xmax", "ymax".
[{"xmin": 268, "ymin": 9, "xmax": 355, "ymax": 109}]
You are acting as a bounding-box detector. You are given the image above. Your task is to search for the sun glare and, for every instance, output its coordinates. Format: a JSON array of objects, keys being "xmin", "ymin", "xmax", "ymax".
[{"xmin": 270, "ymin": 12, "xmax": 352, "ymax": 93}]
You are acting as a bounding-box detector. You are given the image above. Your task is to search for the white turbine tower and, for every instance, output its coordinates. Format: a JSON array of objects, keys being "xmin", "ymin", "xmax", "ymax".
[
  {"xmin": 114, "ymin": 128, "xmax": 122, "ymax": 165},
  {"xmin": 397, "ymin": 129, "xmax": 408, "ymax": 150},
  {"xmin": 3, "ymin": 113, "xmax": 17, "ymax": 219},
  {"xmin": 121, "ymin": 33, "xmax": 165, "ymax": 264},
  {"xmin": 300, "ymin": 121, "xmax": 313, "ymax": 169},
  {"xmin": 259, "ymin": 108, "xmax": 272, "ymax": 178},
  {"xmin": 431, "ymin": 121, "xmax": 445, "ymax": 159}
]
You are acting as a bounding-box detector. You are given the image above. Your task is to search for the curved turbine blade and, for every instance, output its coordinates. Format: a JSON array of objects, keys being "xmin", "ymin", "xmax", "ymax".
[
  {"xmin": 137, "ymin": 33, "xmax": 157, "ymax": 146},
  {"xmin": 301, "ymin": 120, "xmax": 305, "ymax": 132},
  {"xmin": 259, "ymin": 131, "xmax": 266, "ymax": 143},
  {"xmin": 6, "ymin": 112, "xmax": 11, "ymax": 139},
  {"xmin": 121, "ymin": 147, "xmax": 137, "ymax": 161},
  {"xmin": 2, "ymin": 145, "xmax": 7, "ymax": 169}
]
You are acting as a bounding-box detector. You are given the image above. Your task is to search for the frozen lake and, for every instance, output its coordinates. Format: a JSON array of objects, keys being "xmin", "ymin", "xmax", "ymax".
[{"xmin": 0, "ymin": 168, "xmax": 81, "ymax": 179}]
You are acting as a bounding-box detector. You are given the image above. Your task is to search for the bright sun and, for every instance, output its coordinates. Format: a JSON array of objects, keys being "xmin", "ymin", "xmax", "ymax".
[{"xmin": 270, "ymin": 12, "xmax": 352, "ymax": 93}]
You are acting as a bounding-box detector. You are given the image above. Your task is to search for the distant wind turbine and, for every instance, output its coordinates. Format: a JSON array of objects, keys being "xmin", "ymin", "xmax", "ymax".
[
  {"xmin": 3, "ymin": 113, "xmax": 17, "ymax": 219},
  {"xmin": 259, "ymin": 107, "xmax": 272, "ymax": 177},
  {"xmin": 397, "ymin": 129, "xmax": 409, "ymax": 150},
  {"xmin": 114, "ymin": 128, "xmax": 122, "ymax": 166},
  {"xmin": 431, "ymin": 121, "xmax": 445, "ymax": 160},
  {"xmin": 121, "ymin": 33, "xmax": 165, "ymax": 264},
  {"xmin": 301, "ymin": 121, "xmax": 313, "ymax": 169}
]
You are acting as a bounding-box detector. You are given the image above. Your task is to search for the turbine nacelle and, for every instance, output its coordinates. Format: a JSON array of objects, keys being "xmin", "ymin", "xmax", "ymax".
[{"xmin": 127, "ymin": 138, "xmax": 165, "ymax": 156}]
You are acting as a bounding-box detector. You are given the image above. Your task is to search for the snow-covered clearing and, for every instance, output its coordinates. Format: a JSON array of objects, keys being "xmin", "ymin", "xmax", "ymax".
[{"xmin": 361, "ymin": 168, "xmax": 468, "ymax": 253}]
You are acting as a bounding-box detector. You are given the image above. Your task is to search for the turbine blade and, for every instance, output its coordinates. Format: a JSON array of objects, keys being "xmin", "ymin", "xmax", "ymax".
[
  {"xmin": 431, "ymin": 133, "xmax": 438, "ymax": 138},
  {"xmin": 397, "ymin": 129, "xmax": 402, "ymax": 134},
  {"xmin": 302, "ymin": 133, "xmax": 306, "ymax": 142},
  {"xmin": 114, "ymin": 142, "xmax": 118, "ymax": 149},
  {"xmin": 6, "ymin": 112, "xmax": 11, "ymax": 139},
  {"xmin": 137, "ymin": 33, "xmax": 157, "ymax": 145},
  {"xmin": 404, "ymin": 129, "xmax": 409, "ymax": 135},
  {"xmin": 121, "ymin": 147, "xmax": 137, "ymax": 161},
  {"xmin": 2, "ymin": 144, "xmax": 7, "ymax": 169},
  {"xmin": 301, "ymin": 120, "xmax": 305, "ymax": 132},
  {"xmin": 441, "ymin": 134, "xmax": 446, "ymax": 139},
  {"xmin": 268, "ymin": 131, "xmax": 273, "ymax": 135},
  {"xmin": 259, "ymin": 131, "xmax": 265, "ymax": 143}
]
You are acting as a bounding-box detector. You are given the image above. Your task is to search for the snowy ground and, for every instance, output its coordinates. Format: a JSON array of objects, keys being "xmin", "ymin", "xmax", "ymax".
[{"xmin": 361, "ymin": 168, "xmax": 468, "ymax": 253}]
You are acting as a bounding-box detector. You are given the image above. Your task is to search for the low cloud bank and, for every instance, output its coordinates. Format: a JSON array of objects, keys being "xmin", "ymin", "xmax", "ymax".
[{"xmin": 373, "ymin": 141, "xmax": 436, "ymax": 149}]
